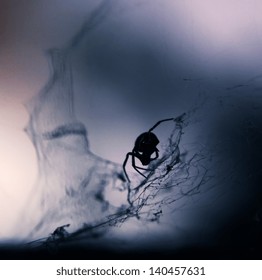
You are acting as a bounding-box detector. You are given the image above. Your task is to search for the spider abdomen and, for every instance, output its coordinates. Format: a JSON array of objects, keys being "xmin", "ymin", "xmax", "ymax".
[
  {"xmin": 135, "ymin": 132, "xmax": 159, "ymax": 150},
  {"xmin": 133, "ymin": 132, "xmax": 159, "ymax": 165}
]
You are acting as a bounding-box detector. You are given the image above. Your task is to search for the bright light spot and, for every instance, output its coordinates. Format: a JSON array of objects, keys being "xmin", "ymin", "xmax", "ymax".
[
  {"xmin": 168, "ymin": 0, "xmax": 262, "ymax": 71},
  {"xmin": 0, "ymin": 99, "xmax": 37, "ymax": 237}
]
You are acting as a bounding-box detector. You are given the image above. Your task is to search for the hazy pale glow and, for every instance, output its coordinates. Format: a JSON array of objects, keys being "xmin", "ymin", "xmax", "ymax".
[
  {"xmin": 0, "ymin": 98, "xmax": 37, "ymax": 237},
  {"xmin": 169, "ymin": 0, "xmax": 262, "ymax": 72},
  {"xmin": 186, "ymin": 1, "xmax": 260, "ymax": 44}
]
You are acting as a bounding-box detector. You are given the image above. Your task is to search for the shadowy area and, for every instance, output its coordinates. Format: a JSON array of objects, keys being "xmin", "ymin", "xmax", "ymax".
[{"xmin": 1, "ymin": 230, "xmax": 262, "ymax": 260}]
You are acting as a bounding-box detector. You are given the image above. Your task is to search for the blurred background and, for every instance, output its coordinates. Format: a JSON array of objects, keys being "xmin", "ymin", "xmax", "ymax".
[{"xmin": 1, "ymin": 0, "xmax": 262, "ymax": 257}]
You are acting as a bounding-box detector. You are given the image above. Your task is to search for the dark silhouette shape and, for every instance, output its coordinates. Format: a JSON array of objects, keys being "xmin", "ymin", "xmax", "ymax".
[{"xmin": 123, "ymin": 118, "xmax": 175, "ymax": 182}]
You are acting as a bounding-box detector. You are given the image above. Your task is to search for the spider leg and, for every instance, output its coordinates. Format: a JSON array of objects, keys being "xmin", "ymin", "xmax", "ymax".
[
  {"xmin": 148, "ymin": 114, "xmax": 186, "ymax": 132},
  {"xmin": 123, "ymin": 152, "xmax": 148, "ymax": 182},
  {"xmin": 123, "ymin": 152, "xmax": 132, "ymax": 182},
  {"xmin": 150, "ymin": 149, "xmax": 159, "ymax": 160},
  {"xmin": 148, "ymin": 118, "xmax": 174, "ymax": 132},
  {"xmin": 132, "ymin": 154, "xmax": 147, "ymax": 179},
  {"xmin": 134, "ymin": 166, "xmax": 153, "ymax": 171}
]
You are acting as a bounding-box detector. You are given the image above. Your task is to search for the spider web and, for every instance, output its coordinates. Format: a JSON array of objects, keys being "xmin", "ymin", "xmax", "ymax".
[
  {"xmin": 4, "ymin": 0, "xmax": 259, "ymax": 259},
  {"xmin": 23, "ymin": 1, "xmax": 213, "ymax": 251},
  {"xmin": 24, "ymin": 45, "xmax": 210, "ymax": 250}
]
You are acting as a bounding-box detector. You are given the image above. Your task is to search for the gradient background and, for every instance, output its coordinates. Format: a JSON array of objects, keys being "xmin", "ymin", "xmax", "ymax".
[{"xmin": 1, "ymin": 0, "xmax": 262, "ymax": 257}]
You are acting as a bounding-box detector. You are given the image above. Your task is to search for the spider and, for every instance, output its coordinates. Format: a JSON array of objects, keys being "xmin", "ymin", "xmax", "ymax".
[{"xmin": 123, "ymin": 118, "xmax": 175, "ymax": 182}]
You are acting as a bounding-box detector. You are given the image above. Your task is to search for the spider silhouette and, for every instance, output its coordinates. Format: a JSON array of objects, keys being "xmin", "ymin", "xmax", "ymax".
[{"xmin": 123, "ymin": 118, "xmax": 175, "ymax": 182}]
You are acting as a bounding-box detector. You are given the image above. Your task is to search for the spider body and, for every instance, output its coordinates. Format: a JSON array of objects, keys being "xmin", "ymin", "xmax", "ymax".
[
  {"xmin": 133, "ymin": 132, "xmax": 159, "ymax": 166},
  {"xmin": 123, "ymin": 118, "xmax": 175, "ymax": 182}
]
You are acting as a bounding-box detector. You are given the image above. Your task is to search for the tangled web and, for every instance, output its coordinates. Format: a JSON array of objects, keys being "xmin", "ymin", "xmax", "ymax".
[
  {"xmin": 24, "ymin": 2, "xmax": 212, "ymax": 251},
  {"xmin": 25, "ymin": 49, "xmax": 210, "ymax": 249}
]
